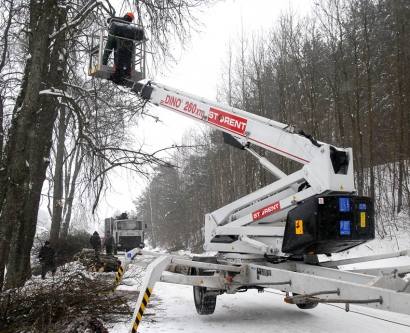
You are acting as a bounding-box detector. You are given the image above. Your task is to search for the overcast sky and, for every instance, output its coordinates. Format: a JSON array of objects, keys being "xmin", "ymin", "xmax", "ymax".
[{"xmin": 97, "ymin": 0, "xmax": 313, "ymax": 225}]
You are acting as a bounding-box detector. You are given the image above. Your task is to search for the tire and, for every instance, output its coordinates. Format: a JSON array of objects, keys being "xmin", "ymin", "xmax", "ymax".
[
  {"xmin": 296, "ymin": 301, "xmax": 318, "ymax": 310},
  {"xmin": 191, "ymin": 267, "xmax": 217, "ymax": 315},
  {"xmin": 193, "ymin": 285, "xmax": 217, "ymax": 315}
]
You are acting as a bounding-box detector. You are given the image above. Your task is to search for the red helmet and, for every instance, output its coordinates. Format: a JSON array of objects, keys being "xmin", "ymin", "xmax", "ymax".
[{"xmin": 124, "ymin": 12, "xmax": 135, "ymax": 22}]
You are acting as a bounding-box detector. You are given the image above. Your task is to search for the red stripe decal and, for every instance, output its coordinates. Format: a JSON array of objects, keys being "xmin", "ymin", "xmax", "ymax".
[{"xmin": 249, "ymin": 137, "xmax": 309, "ymax": 164}]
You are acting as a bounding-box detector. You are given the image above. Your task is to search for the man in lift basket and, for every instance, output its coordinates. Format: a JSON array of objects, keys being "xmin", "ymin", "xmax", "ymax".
[{"xmin": 102, "ymin": 12, "xmax": 144, "ymax": 84}]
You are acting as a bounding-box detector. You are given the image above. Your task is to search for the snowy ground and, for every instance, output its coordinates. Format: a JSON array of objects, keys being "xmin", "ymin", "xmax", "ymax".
[
  {"xmin": 110, "ymin": 245, "xmax": 410, "ymax": 333},
  {"xmin": 112, "ymin": 279, "xmax": 410, "ymax": 333}
]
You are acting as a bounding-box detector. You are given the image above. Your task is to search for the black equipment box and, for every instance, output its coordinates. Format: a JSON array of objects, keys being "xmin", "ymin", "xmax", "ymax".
[
  {"xmin": 109, "ymin": 21, "xmax": 144, "ymax": 41},
  {"xmin": 282, "ymin": 195, "xmax": 374, "ymax": 255}
]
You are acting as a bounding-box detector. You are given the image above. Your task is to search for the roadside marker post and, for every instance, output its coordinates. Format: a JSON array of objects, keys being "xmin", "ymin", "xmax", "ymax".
[{"xmin": 129, "ymin": 255, "xmax": 171, "ymax": 333}]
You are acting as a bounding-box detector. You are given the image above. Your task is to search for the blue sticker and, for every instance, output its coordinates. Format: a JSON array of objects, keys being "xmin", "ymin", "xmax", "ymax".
[
  {"xmin": 340, "ymin": 220, "xmax": 351, "ymax": 235},
  {"xmin": 339, "ymin": 197, "xmax": 351, "ymax": 212},
  {"xmin": 359, "ymin": 203, "xmax": 367, "ymax": 211}
]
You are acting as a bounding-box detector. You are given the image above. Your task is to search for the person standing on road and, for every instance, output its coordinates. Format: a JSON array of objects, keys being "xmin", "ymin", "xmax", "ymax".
[
  {"xmin": 90, "ymin": 231, "xmax": 102, "ymax": 256},
  {"xmin": 38, "ymin": 241, "xmax": 56, "ymax": 279},
  {"xmin": 104, "ymin": 235, "xmax": 115, "ymax": 255}
]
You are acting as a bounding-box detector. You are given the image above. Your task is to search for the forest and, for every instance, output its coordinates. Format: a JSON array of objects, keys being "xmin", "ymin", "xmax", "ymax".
[{"xmin": 136, "ymin": 0, "xmax": 410, "ymax": 251}]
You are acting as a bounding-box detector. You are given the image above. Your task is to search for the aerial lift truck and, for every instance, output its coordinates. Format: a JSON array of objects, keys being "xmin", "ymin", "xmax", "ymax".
[{"xmin": 88, "ymin": 19, "xmax": 410, "ymax": 333}]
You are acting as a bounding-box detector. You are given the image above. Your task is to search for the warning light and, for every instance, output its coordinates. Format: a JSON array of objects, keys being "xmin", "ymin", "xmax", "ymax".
[
  {"xmin": 295, "ymin": 219, "xmax": 304, "ymax": 235},
  {"xmin": 360, "ymin": 212, "xmax": 366, "ymax": 228},
  {"xmin": 339, "ymin": 197, "xmax": 351, "ymax": 212},
  {"xmin": 340, "ymin": 220, "xmax": 351, "ymax": 235}
]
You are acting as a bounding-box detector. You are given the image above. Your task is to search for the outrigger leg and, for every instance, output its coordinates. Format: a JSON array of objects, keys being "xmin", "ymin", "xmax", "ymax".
[{"xmin": 129, "ymin": 255, "xmax": 171, "ymax": 333}]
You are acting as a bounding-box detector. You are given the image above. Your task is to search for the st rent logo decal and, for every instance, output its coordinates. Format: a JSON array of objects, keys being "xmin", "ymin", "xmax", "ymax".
[
  {"xmin": 207, "ymin": 107, "xmax": 247, "ymax": 135},
  {"xmin": 252, "ymin": 201, "xmax": 281, "ymax": 221}
]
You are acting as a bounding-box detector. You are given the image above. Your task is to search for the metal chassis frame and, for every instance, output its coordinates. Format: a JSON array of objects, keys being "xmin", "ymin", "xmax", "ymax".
[{"xmin": 127, "ymin": 249, "xmax": 410, "ymax": 333}]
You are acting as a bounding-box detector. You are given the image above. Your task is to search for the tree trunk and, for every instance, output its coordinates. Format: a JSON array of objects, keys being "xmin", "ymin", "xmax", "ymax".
[
  {"xmin": 362, "ymin": 1, "xmax": 375, "ymax": 201},
  {"xmin": 60, "ymin": 146, "xmax": 84, "ymax": 238},
  {"xmin": 392, "ymin": 0, "xmax": 406, "ymax": 214},
  {"xmin": 0, "ymin": 0, "xmax": 58, "ymax": 289},
  {"xmin": 0, "ymin": 0, "xmax": 70, "ymax": 289},
  {"xmin": 0, "ymin": 95, "xmax": 3, "ymax": 164},
  {"xmin": 0, "ymin": 0, "xmax": 14, "ymax": 166},
  {"xmin": 49, "ymin": 108, "xmax": 67, "ymax": 245}
]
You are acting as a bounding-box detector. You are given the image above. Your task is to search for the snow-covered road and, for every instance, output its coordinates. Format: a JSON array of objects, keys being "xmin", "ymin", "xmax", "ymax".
[{"xmin": 113, "ymin": 279, "xmax": 410, "ymax": 333}]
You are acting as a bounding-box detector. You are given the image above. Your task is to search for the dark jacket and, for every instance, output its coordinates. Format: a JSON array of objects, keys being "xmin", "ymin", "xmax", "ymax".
[
  {"xmin": 102, "ymin": 17, "xmax": 144, "ymax": 66},
  {"xmin": 107, "ymin": 16, "xmax": 130, "ymax": 24},
  {"xmin": 39, "ymin": 244, "xmax": 55, "ymax": 264},
  {"xmin": 105, "ymin": 235, "xmax": 115, "ymax": 247},
  {"xmin": 90, "ymin": 232, "xmax": 101, "ymax": 250}
]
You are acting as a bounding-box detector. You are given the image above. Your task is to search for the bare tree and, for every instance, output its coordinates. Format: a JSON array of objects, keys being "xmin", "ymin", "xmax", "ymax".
[{"xmin": 0, "ymin": 0, "xmax": 216, "ymax": 289}]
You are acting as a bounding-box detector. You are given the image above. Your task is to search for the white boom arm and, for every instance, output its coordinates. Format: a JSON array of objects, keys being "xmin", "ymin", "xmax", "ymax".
[
  {"xmin": 136, "ymin": 81, "xmax": 325, "ymax": 163},
  {"xmin": 133, "ymin": 80, "xmax": 356, "ymax": 257}
]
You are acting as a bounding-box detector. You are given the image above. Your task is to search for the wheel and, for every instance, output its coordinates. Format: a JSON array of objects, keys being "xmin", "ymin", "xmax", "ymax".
[
  {"xmin": 193, "ymin": 285, "xmax": 217, "ymax": 315},
  {"xmin": 296, "ymin": 301, "xmax": 318, "ymax": 310},
  {"xmin": 191, "ymin": 267, "xmax": 217, "ymax": 315}
]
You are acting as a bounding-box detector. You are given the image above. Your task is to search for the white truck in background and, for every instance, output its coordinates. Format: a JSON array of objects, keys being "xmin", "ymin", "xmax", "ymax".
[{"xmin": 104, "ymin": 216, "xmax": 146, "ymax": 251}]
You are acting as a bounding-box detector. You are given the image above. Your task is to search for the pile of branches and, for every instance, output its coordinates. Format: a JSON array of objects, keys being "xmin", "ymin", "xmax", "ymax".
[
  {"xmin": 0, "ymin": 269, "xmax": 132, "ymax": 333},
  {"xmin": 74, "ymin": 249, "xmax": 121, "ymax": 272}
]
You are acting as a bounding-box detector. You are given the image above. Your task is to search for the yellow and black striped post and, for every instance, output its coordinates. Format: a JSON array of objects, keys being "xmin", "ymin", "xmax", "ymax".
[
  {"xmin": 131, "ymin": 287, "xmax": 153, "ymax": 333},
  {"xmin": 114, "ymin": 265, "xmax": 125, "ymax": 286},
  {"xmin": 128, "ymin": 255, "xmax": 171, "ymax": 333}
]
